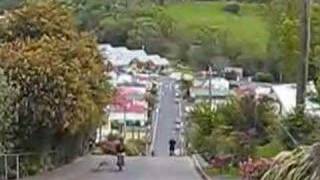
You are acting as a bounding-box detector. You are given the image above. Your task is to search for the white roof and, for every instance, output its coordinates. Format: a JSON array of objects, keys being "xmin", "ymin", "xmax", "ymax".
[
  {"xmin": 194, "ymin": 78, "xmax": 229, "ymax": 88},
  {"xmin": 148, "ymin": 55, "xmax": 169, "ymax": 65},
  {"xmin": 99, "ymin": 44, "xmax": 112, "ymax": 50},
  {"xmin": 99, "ymin": 44, "xmax": 169, "ymax": 67},
  {"xmin": 117, "ymin": 74, "xmax": 133, "ymax": 84},
  {"xmin": 107, "ymin": 71, "xmax": 117, "ymax": 79},
  {"xmin": 158, "ymin": 58, "xmax": 169, "ymax": 66},
  {"xmin": 109, "ymin": 112, "xmax": 147, "ymax": 122},
  {"xmin": 272, "ymin": 82, "xmax": 319, "ymax": 116},
  {"xmin": 256, "ymin": 86, "xmax": 272, "ymax": 96},
  {"xmin": 129, "ymin": 50, "xmax": 148, "ymax": 59},
  {"xmin": 272, "ymin": 84, "xmax": 296, "ymax": 116}
]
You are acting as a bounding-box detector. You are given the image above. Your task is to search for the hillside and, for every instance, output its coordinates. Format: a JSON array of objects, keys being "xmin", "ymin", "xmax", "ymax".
[{"xmin": 165, "ymin": 2, "xmax": 269, "ymax": 58}]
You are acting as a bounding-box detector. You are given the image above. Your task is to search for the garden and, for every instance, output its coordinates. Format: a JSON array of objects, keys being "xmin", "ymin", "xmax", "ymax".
[{"xmin": 187, "ymin": 93, "xmax": 320, "ymax": 179}]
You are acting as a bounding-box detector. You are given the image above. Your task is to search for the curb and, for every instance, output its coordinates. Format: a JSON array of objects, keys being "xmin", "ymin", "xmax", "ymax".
[{"xmin": 192, "ymin": 155, "xmax": 211, "ymax": 180}]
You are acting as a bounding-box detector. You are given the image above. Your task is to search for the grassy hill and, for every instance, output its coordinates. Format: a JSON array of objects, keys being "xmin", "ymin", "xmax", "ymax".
[{"xmin": 165, "ymin": 2, "xmax": 269, "ymax": 58}]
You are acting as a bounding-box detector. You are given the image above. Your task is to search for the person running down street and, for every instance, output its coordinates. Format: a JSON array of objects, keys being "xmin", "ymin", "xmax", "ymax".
[{"xmin": 169, "ymin": 138, "xmax": 176, "ymax": 156}]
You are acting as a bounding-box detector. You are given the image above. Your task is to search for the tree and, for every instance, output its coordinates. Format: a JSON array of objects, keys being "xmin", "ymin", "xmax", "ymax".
[
  {"xmin": 126, "ymin": 16, "xmax": 161, "ymax": 49},
  {"xmin": 0, "ymin": 69, "xmax": 18, "ymax": 152},
  {"xmin": 267, "ymin": 0, "xmax": 300, "ymax": 82},
  {"xmin": 309, "ymin": 4, "xmax": 320, "ymax": 80},
  {"xmin": 267, "ymin": 0, "xmax": 319, "ymax": 84},
  {"xmin": 158, "ymin": 0, "xmax": 165, "ymax": 6},
  {"xmin": 189, "ymin": 95, "xmax": 278, "ymax": 162},
  {"xmin": 296, "ymin": 0, "xmax": 311, "ymax": 107},
  {"xmin": 126, "ymin": 7, "xmax": 174, "ymax": 49},
  {"xmin": 0, "ymin": 1, "xmax": 112, "ymax": 153}
]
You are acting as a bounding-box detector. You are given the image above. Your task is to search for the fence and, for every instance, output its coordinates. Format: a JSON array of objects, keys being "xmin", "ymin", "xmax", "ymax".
[{"xmin": 0, "ymin": 151, "xmax": 58, "ymax": 180}]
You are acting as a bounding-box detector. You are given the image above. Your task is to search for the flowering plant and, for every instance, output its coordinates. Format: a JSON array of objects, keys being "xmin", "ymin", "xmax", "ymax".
[{"xmin": 239, "ymin": 157, "xmax": 272, "ymax": 180}]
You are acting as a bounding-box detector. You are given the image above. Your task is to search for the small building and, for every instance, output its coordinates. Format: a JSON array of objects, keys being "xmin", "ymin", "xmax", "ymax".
[
  {"xmin": 272, "ymin": 82, "xmax": 320, "ymax": 117},
  {"xmin": 190, "ymin": 78, "xmax": 230, "ymax": 107},
  {"xmin": 224, "ymin": 67, "xmax": 243, "ymax": 81},
  {"xmin": 99, "ymin": 44, "xmax": 169, "ymax": 72}
]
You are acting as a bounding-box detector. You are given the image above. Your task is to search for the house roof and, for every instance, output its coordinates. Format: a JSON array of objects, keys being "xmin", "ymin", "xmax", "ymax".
[
  {"xmin": 111, "ymin": 102, "xmax": 146, "ymax": 113},
  {"xmin": 109, "ymin": 112, "xmax": 147, "ymax": 122},
  {"xmin": 117, "ymin": 74, "xmax": 133, "ymax": 84},
  {"xmin": 272, "ymin": 82, "xmax": 319, "ymax": 116},
  {"xmin": 99, "ymin": 44, "xmax": 169, "ymax": 67},
  {"xmin": 193, "ymin": 78, "xmax": 229, "ymax": 88},
  {"xmin": 190, "ymin": 87, "xmax": 230, "ymax": 98}
]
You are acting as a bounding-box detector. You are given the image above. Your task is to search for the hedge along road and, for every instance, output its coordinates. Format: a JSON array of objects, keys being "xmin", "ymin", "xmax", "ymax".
[{"xmin": 24, "ymin": 77, "xmax": 202, "ymax": 180}]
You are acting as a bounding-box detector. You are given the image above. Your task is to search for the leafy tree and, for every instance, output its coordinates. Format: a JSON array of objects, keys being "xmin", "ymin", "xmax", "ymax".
[
  {"xmin": 189, "ymin": 95, "xmax": 278, "ymax": 160},
  {"xmin": 126, "ymin": 16, "xmax": 161, "ymax": 49},
  {"xmin": 0, "ymin": 1, "xmax": 112, "ymax": 152},
  {"xmin": 309, "ymin": 4, "xmax": 320, "ymax": 80},
  {"xmin": 0, "ymin": 69, "xmax": 18, "ymax": 152},
  {"xmin": 126, "ymin": 7, "xmax": 174, "ymax": 49},
  {"xmin": 97, "ymin": 16, "xmax": 131, "ymax": 45},
  {"xmin": 197, "ymin": 25, "xmax": 222, "ymax": 55},
  {"xmin": 266, "ymin": 0, "xmax": 320, "ymax": 82},
  {"xmin": 0, "ymin": 0, "xmax": 78, "ymax": 42}
]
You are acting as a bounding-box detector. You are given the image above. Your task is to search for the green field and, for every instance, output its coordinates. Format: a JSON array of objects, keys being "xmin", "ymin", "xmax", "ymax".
[{"xmin": 165, "ymin": 2, "xmax": 269, "ymax": 58}]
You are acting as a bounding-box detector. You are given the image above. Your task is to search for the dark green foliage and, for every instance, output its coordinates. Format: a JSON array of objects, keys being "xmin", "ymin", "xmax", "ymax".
[
  {"xmin": 223, "ymin": 2, "xmax": 240, "ymax": 14},
  {"xmin": 0, "ymin": 69, "xmax": 17, "ymax": 152},
  {"xmin": 280, "ymin": 113, "xmax": 320, "ymax": 149},
  {"xmin": 254, "ymin": 72, "xmax": 274, "ymax": 82},
  {"xmin": 266, "ymin": 0, "xmax": 320, "ymax": 82},
  {"xmin": 189, "ymin": 95, "xmax": 278, "ymax": 160}
]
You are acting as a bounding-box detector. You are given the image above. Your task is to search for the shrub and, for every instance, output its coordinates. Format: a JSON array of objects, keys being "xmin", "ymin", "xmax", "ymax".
[
  {"xmin": 125, "ymin": 139, "xmax": 146, "ymax": 156},
  {"xmin": 254, "ymin": 72, "xmax": 274, "ymax": 82},
  {"xmin": 255, "ymin": 138, "xmax": 284, "ymax": 158},
  {"xmin": 261, "ymin": 143, "xmax": 320, "ymax": 180},
  {"xmin": 280, "ymin": 112, "xmax": 320, "ymax": 149},
  {"xmin": 223, "ymin": 2, "xmax": 241, "ymax": 14},
  {"xmin": 239, "ymin": 157, "xmax": 272, "ymax": 180}
]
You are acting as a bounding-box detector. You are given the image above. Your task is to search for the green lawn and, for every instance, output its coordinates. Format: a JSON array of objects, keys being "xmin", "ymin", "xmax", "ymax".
[{"xmin": 164, "ymin": 2, "xmax": 269, "ymax": 58}]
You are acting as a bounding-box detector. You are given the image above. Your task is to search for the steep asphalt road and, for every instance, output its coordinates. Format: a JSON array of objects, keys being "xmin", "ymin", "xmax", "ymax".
[
  {"xmin": 25, "ymin": 156, "xmax": 201, "ymax": 180},
  {"xmin": 152, "ymin": 77, "xmax": 179, "ymax": 156},
  {"xmin": 24, "ymin": 77, "xmax": 201, "ymax": 180}
]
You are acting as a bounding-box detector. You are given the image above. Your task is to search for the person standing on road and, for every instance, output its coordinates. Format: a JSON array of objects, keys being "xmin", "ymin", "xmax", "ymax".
[
  {"xmin": 116, "ymin": 137, "xmax": 125, "ymax": 171},
  {"xmin": 169, "ymin": 138, "xmax": 176, "ymax": 156}
]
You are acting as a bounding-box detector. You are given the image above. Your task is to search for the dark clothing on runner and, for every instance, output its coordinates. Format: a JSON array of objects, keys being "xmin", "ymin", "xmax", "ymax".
[
  {"xmin": 116, "ymin": 143, "xmax": 125, "ymax": 153},
  {"xmin": 169, "ymin": 139, "xmax": 176, "ymax": 151}
]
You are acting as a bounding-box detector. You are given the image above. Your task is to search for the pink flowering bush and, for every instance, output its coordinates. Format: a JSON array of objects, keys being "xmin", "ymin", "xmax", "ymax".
[{"xmin": 239, "ymin": 157, "xmax": 272, "ymax": 180}]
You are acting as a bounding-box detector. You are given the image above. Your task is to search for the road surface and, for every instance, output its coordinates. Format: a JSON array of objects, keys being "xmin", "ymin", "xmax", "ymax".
[
  {"xmin": 23, "ymin": 77, "xmax": 201, "ymax": 180},
  {"xmin": 152, "ymin": 77, "xmax": 181, "ymax": 156},
  {"xmin": 25, "ymin": 156, "xmax": 200, "ymax": 180}
]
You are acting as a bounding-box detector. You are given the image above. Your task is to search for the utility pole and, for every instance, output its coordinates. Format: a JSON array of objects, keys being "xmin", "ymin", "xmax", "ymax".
[
  {"xmin": 208, "ymin": 66, "xmax": 213, "ymax": 107},
  {"xmin": 296, "ymin": 0, "xmax": 311, "ymax": 110}
]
